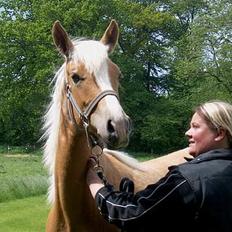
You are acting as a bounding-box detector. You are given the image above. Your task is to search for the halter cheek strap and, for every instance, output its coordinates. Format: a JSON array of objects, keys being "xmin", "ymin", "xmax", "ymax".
[
  {"xmin": 66, "ymin": 84, "xmax": 118, "ymax": 146},
  {"xmin": 66, "ymin": 85, "xmax": 118, "ymax": 122},
  {"xmin": 66, "ymin": 84, "xmax": 118, "ymax": 185}
]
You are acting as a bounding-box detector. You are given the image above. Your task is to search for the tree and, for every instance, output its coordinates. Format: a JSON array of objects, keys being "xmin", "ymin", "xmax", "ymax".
[
  {"xmin": 0, "ymin": 0, "xmax": 184, "ymax": 149},
  {"xmin": 170, "ymin": 0, "xmax": 232, "ymax": 101},
  {"xmin": 0, "ymin": 0, "xmax": 231, "ymax": 155}
]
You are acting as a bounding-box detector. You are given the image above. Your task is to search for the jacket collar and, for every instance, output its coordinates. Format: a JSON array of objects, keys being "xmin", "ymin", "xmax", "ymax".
[{"xmin": 190, "ymin": 148, "xmax": 232, "ymax": 164}]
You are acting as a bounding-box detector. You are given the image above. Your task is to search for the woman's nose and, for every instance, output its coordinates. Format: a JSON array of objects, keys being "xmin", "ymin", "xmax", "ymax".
[{"xmin": 185, "ymin": 128, "xmax": 191, "ymax": 137}]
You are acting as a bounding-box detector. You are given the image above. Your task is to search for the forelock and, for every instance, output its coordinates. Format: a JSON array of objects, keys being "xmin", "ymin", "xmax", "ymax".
[{"xmin": 72, "ymin": 39, "xmax": 109, "ymax": 74}]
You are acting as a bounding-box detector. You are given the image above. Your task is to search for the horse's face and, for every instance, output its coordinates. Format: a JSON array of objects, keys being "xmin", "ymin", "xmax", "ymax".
[{"xmin": 52, "ymin": 20, "xmax": 130, "ymax": 148}]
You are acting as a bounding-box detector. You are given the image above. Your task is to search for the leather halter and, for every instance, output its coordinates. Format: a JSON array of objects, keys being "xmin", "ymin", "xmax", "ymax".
[
  {"xmin": 65, "ymin": 84, "xmax": 118, "ymax": 185},
  {"xmin": 65, "ymin": 84, "xmax": 118, "ymax": 146},
  {"xmin": 66, "ymin": 84, "xmax": 118, "ymax": 126}
]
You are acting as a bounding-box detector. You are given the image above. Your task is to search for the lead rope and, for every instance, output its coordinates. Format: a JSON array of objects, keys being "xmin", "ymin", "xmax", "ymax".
[
  {"xmin": 83, "ymin": 117, "xmax": 108, "ymax": 186},
  {"xmin": 80, "ymin": 116, "xmax": 107, "ymax": 185},
  {"xmin": 90, "ymin": 143, "xmax": 108, "ymax": 186},
  {"xmin": 81, "ymin": 115, "xmax": 108, "ymax": 185}
]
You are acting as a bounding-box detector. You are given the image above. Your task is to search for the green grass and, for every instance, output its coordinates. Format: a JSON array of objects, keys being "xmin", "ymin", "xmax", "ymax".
[
  {"xmin": 0, "ymin": 145, "xmax": 42, "ymax": 155},
  {"xmin": 0, "ymin": 153, "xmax": 46, "ymax": 177},
  {"xmin": 0, "ymin": 150, "xmax": 48, "ymax": 202},
  {"xmin": 0, "ymin": 146, "xmax": 155, "ymax": 203},
  {"xmin": 0, "ymin": 146, "xmax": 50, "ymax": 231},
  {"xmin": 0, "ymin": 195, "xmax": 49, "ymax": 232},
  {"xmin": 0, "ymin": 175, "xmax": 48, "ymax": 202}
]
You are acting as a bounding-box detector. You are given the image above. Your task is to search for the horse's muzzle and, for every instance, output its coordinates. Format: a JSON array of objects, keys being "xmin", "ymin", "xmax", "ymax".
[{"xmin": 106, "ymin": 116, "xmax": 131, "ymax": 149}]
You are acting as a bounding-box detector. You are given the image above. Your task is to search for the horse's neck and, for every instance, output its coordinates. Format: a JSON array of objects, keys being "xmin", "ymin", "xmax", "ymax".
[
  {"xmin": 101, "ymin": 151, "xmax": 149, "ymax": 192},
  {"xmin": 101, "ymin": 148, "xmax": 191, "ymax": 192},
  {"xmin": 101, "ymin": 153, "xmax": 135, "ymax": 189},
  {"xmin": 52, "ymin": 124, "xmax": 89, "ymax": 226},
  {"xmin": 47, "ymin": 120, "xmax": 119, "ymax": 232},
  {"xmin": 55, "ymin": 102, "xmax": 90, "ymax": 181}
]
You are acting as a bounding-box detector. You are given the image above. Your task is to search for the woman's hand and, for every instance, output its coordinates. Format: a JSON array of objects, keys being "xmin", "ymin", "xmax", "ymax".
[{"xmin": 86, "ymin": 158, "xmax": 104, "ymax": 198}]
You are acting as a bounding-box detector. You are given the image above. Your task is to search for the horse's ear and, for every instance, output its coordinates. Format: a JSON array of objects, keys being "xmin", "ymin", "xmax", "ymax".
[
  {"xmin": 52, "ymin": 21, "xmax": 74, "ymax": 58},
  {"xmin": 100, "ymin": 20, "xmax": 119, "ymax": 53}
]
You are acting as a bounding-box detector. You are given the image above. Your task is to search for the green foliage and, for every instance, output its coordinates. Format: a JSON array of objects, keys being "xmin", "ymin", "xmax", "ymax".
[
  {"xmin": 139, "ymin": 99, "xmax": 189, "ymax": 153},
  {"xmin": 0, "ymin": 0, "xmax": 55, "ymax": 146},
  {"xmin": 0, "ymin": 0, "xmax": 231, "ymax": 154},
  {"xmin": 171, "ymin": 0, "xmax": 232, "ymax": 99}
]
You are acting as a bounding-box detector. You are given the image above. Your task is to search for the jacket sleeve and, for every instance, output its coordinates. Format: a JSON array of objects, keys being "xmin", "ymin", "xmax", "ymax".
[{"xmin": 95, "ymin": 169, "xmax": 195, "ymax": 229}]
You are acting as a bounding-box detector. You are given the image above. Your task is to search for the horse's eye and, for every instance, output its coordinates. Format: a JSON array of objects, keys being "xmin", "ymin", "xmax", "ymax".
[{"xmin": 72, "ymin": 74, "xmax": 81, "ymax": 84}]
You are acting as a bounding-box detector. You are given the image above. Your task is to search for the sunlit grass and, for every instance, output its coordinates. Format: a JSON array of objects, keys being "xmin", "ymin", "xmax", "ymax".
[
  {"xmin": 0, "ymin": 195, "xmax": 49, "ymax": 232},
  {"xmin": 0, "ymin": 147, "xmax": 49, "ymax": 231},
  {"xmin": 0, "ymin": 175, "xmax": 48, "ymax": 202},
  {"xmin": 0, "ymin": 151, "xmax": 48, "ymax": 202}
]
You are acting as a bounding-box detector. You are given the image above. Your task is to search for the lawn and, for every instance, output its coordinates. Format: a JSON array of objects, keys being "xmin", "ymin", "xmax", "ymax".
[
  {"xmin": 0, "ymin": 195, "xmax": 49, "ymax": 232},
  {"xmin": 0, "ymin": 146, "xmax": 154, "ymax": 231},
  {"xmin": 0, "ymin": 148, "xmax": 155, "ymax": 203},
  {"xmin": 0, "ymin": 147, "xmax": 50, "ymax": 231},
  {"xmin": 0, "ymin": 150, "xmax": 48, "ymax": 202}
]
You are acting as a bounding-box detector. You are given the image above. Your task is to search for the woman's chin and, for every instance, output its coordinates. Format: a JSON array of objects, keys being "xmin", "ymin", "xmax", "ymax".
[{"xmin": 188, "ymin": 147, "xmax": 197, "ymax": 157}]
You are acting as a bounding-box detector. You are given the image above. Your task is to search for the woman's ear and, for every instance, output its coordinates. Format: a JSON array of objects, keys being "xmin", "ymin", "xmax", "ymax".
[{"xmin": 214, "ymin": 128, "xmax": 227, "ymax": 141}]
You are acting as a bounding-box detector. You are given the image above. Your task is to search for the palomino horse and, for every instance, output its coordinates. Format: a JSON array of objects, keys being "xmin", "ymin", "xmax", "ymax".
[{"xmin": 42, "ymin": 19, "xmax": 192, "ymax": 232}]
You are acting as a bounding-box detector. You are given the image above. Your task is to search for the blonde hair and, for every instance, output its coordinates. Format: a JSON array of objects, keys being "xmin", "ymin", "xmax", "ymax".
[{"xmin": 196, "ymin": 101, "xmax": 232, "ymax": 147}]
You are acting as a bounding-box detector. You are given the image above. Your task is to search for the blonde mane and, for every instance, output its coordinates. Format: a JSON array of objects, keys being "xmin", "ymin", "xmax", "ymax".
[{"xmin": 42, "ymin": 64, "xmax": 65, "ymax": 174}]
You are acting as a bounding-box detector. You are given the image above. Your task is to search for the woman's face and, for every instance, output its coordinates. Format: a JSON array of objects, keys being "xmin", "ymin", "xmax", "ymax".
[{"xmin": 185, "ymin": 112, "xmax": 218, "ymax": 157}]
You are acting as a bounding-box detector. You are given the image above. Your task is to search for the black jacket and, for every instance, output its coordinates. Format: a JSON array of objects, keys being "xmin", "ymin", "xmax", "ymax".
[{"xmin": 95, "ymin": 149, "xmax": 232, "ymax": 232}]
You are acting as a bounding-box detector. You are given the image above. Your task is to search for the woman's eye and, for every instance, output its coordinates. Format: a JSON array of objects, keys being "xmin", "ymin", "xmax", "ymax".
[
  {"xmin": 72, "ymin": 74, "xmax": 81, "ymax": 84},
  {"xmin": 192, "ymin": 124, "xmax": 199, "ymax": 129}
]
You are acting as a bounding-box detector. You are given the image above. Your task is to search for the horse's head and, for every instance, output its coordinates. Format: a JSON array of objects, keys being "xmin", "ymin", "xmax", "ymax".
[{"xmin": 52, "ymin": 20, "xmax": 130, "ymax": 148}]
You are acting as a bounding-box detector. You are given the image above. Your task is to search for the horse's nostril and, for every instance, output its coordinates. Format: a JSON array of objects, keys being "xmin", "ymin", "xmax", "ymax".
[
  {"xmin": 107, "ymin": 120, "xmax": 115, "ymax": 133},
  {"xmin": 107, "ymin": 120, "xmax": 118, "ymax": 146}
]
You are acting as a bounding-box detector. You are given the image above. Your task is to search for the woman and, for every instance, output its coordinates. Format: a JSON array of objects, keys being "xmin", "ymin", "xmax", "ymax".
[{"xmin": 87, "ymin": 100, "xmax": 232, "ymax": 232}]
